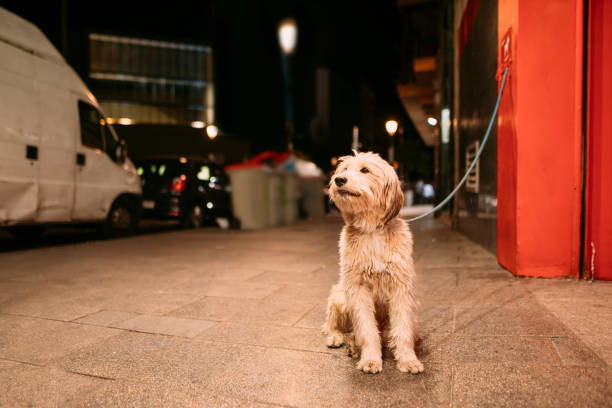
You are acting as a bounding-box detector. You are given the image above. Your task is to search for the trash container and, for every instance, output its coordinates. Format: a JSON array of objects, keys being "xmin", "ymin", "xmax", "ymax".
[
  {"xmin": 281, "ymin": 172, "xmax": 299, "ymax": 224},
  {"xmin": 267, "ymin": 170, "xmax": 283, "ymax": 227},
  {"xmin": 225, "ymin": 164, "xmax": 269, "ymax": 229},
  {"xmin": 300, "ymin": 176, "xmax": 325, "ymax": 218},
  {"xmin": 226, "ymin": 151, "xmax": 302, "ymax": 229}
]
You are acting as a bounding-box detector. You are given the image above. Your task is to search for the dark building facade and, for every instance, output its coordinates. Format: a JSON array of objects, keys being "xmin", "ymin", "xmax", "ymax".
[
  {"xmin": 2, "ymin": 0, "xmax": 432, "ymax": 173},
  {"xmin": 454, "ymin": 0, "xmax": 498, "ymax": 252},
  {"xmin": 88, "ymin": 33, "xmax": 214, "ymax": 127}
]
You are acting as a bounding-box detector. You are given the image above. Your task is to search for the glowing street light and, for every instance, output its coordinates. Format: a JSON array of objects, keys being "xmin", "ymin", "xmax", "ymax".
[
  {"xmin": 385, "ymin": 120, "xmax": 398, "ymax": 137},
  {"xmin": 118, "ymin": 117, "xmax": 133, "ymax": 125},
  {"xmin": 385, "ymin": 120, "xmax": 399, "ymax": 163},
  {"xmin": 206, "ymin": 125, "xmax": 218, "ymax": 140},
  {"xmin": 278, "ymin": 18, "xmax": 298, "ymax": 54},
  {"xmin": 278, "ymin": 18, "xmax": 298, "ymax": 151},
  {"xmin": 427, "ymin": 117, "xmax": 438, "ymax": 126}
]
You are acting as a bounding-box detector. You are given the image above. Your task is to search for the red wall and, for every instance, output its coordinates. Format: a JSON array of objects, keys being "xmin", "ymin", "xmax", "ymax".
[
  {"xmin": 585, "ymin": 0, "xmax": 612, "ymax": 280},
  {"xmin": 496, "ymin": 0, "xmax": 518, "ymax": 273},
  {"xmin": 497, "ymin": 0, "xmax": 583, "ymax": 278}
]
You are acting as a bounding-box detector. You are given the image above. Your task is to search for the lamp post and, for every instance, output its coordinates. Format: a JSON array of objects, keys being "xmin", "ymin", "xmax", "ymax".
[
  {"xmin": 385, "ymin": 120, "xmax": 398, "ymax": 163},
  {"xmin": 278, "ymin": 18, "xmax": 297, "ymax": 151}
]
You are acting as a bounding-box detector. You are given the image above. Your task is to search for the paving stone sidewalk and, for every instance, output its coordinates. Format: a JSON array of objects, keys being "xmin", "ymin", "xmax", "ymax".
[{"xmin": 0, "ymin": 215, "xmax": 611, "ymax": 407}]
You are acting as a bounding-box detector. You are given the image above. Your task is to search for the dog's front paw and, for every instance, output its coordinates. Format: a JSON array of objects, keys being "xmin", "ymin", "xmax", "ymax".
[
  {"xmin": 357, "ymin": 358, "xmax": 382, "ymax": 374},
  {"xmin": 326, "ymin": 332, "xmax": 344, "ymax": 348},
  {"xmin": 397, "ymin": 359, "xmax": 424, "ymax": 374}
]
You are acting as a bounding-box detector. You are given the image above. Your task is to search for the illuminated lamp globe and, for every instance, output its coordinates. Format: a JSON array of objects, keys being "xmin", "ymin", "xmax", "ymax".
[
  {"xmin": 206, "ymin": 125, "xmax": 218, "ymax": 140},
  {"xmin": 278, "ymin": 18, "xmax": 298, "ymax": 54},
  {"xmin": 385, "ymin": 120, "xmax": 398, "ymax": 137}
]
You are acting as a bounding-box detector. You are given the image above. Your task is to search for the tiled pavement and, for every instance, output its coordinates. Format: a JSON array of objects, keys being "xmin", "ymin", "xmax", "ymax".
[{"xmin": 0, "ymin": 215, "xmax": 610, "ymax": 407}]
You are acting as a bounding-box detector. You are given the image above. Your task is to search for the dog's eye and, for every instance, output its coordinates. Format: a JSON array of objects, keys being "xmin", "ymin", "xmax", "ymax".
[{"xmin": 360, "ymin": 167, "xmax": 369, "ymax": 174}]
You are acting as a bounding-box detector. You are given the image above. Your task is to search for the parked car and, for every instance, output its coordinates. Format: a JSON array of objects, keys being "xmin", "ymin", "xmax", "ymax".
[
  {"xmin": 134, "ymin": 157, "xmax": 239, "ymax": 229},
  {"xmin": 0, "ymin": 7, "xmax": 141, "ymax": 238}
]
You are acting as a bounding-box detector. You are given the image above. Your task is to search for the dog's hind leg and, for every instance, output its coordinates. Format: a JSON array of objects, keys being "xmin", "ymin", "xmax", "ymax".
[{"xmin": 323, "ymin": 283, "xmax": 349, "ymax": 348}]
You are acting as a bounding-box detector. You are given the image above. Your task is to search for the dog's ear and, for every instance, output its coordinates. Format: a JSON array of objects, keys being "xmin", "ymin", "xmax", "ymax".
[{"xmin": 382, "ymin": 177, "xmax": 404, "ymax": 224}]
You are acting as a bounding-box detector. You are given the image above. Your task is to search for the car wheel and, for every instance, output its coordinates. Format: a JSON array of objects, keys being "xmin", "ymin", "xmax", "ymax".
[
  {"xmin": 183, "ymin": 204, "xmax": 204, "ymax": 229},
  {"xmin": 102, "ymin": 198, "xmax": 139, "ymax": 237},
  {"xmin": 8, "ymin": 225, "xmax": 45, "ymax": 240}
]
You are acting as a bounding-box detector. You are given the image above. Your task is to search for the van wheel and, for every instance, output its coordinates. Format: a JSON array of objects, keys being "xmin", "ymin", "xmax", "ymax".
[
  {"xmin": 8, "ymin": 226, "xmax": 45, "ymax": 240},
  {"xmin": 183, "ymin": 204, "xmax": 204, "ymax": 229},
  {"xmin": 103, "ymin": 198, "xmax": 139, "ymax": 237}
]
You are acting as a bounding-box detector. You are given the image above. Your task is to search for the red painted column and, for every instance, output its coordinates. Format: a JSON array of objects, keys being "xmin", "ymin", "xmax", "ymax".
[
  {"xmin": 584, "ymin": 0, "xmax": 612, "ymax": 280},
  {"xmin": 497, "ymin": 0, "xmax": 583, "ymax": 278},
  {"xmin": 496, "ymin": 0, "xmax": 518, "ymax": 274}
]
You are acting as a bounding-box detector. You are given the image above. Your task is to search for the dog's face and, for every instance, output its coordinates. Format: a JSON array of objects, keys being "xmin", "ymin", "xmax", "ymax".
[{"xmin": 329, "ymin": 151, "xmax": 404, "ymax": 228}]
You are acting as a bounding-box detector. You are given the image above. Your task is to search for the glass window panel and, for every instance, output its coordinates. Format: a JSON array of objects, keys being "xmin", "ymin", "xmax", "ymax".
[{"xmin": 78, "ymin": 101, "xmax": 104, "ymax": 150}]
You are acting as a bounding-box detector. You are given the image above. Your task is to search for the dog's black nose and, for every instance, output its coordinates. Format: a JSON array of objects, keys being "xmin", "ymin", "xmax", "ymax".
[{"xmin": 334, "ymin": 177, "xmax": 347, "ymax": 187}]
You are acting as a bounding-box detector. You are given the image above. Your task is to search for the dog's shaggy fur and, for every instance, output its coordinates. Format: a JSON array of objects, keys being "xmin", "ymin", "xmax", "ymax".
[{"xmin": 324, "ymin": 151, "xmax": 423, "ymax": 374}]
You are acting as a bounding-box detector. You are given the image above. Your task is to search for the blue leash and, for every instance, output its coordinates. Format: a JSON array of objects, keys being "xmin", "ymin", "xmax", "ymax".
[{"xmin": 406, "ymin": 66, "xmax": 510, "ymax": 223}]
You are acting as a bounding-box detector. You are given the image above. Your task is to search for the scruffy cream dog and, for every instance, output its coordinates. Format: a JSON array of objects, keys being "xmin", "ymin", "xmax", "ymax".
[{"xmin": 324, "ymin": 151, "xmax": 423, "ymax": 374}]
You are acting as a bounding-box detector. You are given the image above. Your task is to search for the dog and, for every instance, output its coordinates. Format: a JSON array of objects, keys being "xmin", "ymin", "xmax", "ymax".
[{"xmin": 323, "ymin": 151, "xmax": 423, "ymax": 374}]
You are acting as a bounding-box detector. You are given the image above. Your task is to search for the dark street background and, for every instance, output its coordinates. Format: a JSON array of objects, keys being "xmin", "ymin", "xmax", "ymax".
[{"xmin": 0, "ymin": 0, "xmax": 434, "ymax": 176}]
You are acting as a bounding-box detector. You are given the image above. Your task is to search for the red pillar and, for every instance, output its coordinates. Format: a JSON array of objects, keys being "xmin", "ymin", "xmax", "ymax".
[
  {"xmin": 497, "ymin": 0, "xmax": 583, "ymax": 278},
  {"xmin": 584, "ymin": 0, "xmax": 612, "ymax": 280}
]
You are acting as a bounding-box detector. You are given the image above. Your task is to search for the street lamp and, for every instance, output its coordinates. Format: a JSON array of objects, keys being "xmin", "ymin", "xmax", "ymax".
[
  {"xmin": 385, "ymin": 120, "xmax": 398, "ymax": 163},
  {"xmin": 206, "ymin": 125, "xmax": 218, "ymax": 140},
  {"xmin": 385, "ymin": 120, "xmax": 398, "ymax": 136},
  {"xmin": 278, "ymin": 18, "xmax": 297, "ymax": 151},
  {"xmin": 278, "ymin": 18, "xmax": 297, "ymax": 54}
]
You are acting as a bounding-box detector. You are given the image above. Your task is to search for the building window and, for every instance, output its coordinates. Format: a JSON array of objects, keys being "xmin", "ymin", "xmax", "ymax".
[{"xmin": 88, "ymin": 33, "xmax": 213, "ymax": 126}]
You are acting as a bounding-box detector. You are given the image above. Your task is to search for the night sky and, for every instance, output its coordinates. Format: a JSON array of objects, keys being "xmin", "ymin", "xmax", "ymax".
[{"xmin": 1, "ymin": 0, "xmax": 430, "ymax": 174}]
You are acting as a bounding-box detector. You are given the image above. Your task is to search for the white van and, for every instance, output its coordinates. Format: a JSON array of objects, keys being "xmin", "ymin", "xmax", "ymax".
[{"xmin": 0, "ymin": 7, "xmax": 141, "ymax": 237}]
